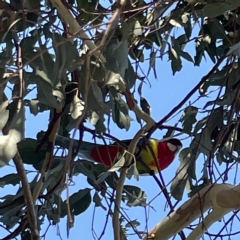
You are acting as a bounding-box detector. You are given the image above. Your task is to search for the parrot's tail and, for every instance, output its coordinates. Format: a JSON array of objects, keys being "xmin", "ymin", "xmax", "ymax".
[
  {"xmin": 55, "ymin": 135, "xmax": 97, "ymax": 162},
  {"xmin": 55, "ymin": 135, "xmax": 124, "ymax": 166}
]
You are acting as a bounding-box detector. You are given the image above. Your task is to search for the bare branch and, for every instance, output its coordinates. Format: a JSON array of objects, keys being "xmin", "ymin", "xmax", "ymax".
[
  {"xmin": 143, "ymin": 183, "xmax": 240, "ymax": 240},
  {"xmin": 13, "ymin": 153, "xmax": 39, "ymax": 239}
]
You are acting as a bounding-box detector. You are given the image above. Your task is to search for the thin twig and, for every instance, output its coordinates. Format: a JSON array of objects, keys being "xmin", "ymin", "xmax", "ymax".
[
  {"xmin": 62, "ymin": 57, "xmax": 92, "ymax": 228},
  {"xmin": 13, "ymin": 153, "xmax": 39, "ymax": 239},
  {"xmin": 17, "ymin": 45, "xmax": 39, "ymax": 239},
  {"xmin": 146, "ymin": 56, "xmax": 226, "ymax": 138}
]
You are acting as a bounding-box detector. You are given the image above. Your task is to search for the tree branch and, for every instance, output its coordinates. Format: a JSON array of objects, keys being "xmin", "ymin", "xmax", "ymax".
[
  {"xmin": 143, "ymin": 183, "xmax": 240, "ymax": 240},
  {"xmin": 113, "ymin": 84, "xmax": 155, "ymax": 240},
  {"xmin": 13, "ymin": 153, "xmax": 39, "ymax": 239},
  {"xmin": 50, "ymin": 0, "xmax": 106, "ymax": 63}
]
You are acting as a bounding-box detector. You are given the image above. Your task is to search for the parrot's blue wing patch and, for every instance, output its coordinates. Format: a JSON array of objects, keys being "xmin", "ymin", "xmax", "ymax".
[{"xmin": 77, "ymin": 150, "xmax": 97, "ymax": 162}]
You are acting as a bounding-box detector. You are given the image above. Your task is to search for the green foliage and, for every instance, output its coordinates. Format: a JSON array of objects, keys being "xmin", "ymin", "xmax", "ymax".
[
  {"xmin": 1, "ymin": 0, "xmax": 240, "ymax": 239},
  {"xmin": 18, "ymin": 138, "xmax": 46, "ymax": 165},
  {"xmin": 60, "ymin": 188, "xmax": 92, "ymax": 217},
  {"xmin": 181, "ymin": 106, "xmax": 198, "ymax": 133},
  {"xmin": 123, "ymin": 185, "xmax": 147, "ymax": 207}
]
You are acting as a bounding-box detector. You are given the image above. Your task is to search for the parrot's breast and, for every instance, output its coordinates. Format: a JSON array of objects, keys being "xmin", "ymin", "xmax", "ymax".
[{"xmin": 156, "ymin": 141, "xmax": 175, "ymax": 170}]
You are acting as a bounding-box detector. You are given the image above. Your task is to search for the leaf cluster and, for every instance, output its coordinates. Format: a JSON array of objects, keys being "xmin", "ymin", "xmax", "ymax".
[{"xmin": 0, "ymin": 0, "xmax": 240, "ymax": 239}]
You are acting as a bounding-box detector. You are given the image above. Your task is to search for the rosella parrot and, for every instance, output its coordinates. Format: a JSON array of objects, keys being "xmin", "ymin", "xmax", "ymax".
[{"xmin": 55, "ymin": 135, "xmax": 182, "ymax": 175}]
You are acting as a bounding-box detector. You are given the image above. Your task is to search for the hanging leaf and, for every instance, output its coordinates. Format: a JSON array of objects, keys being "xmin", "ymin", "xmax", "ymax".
[
  {"xmin": 208, "ymin": 19, "xmax": 228, "ymax": 40},
  {"xmin": 147, "ymin": 51, "xmax": 157, "ymax": 77},
  {"xmin": 140, "ymin": 97, "xmax": 151, "ymax": 115},
  {"xmin": 36, "ymin": 76, "xmax": 61, "ymax": 109},
  {"xmin": 188, "ymin": 181, "xmax": 210, "ymax": 198},
  {"xmin": 227, "ymin": 42, "xmax": 240, "ymax": 57},
  {"xmin": 203, "ymin": 1, "xmax": 240, "ymax": 18},
  {"xmin": 25, "ymin": 99, "xmax": 49, "ymax": 116},
  {"xmin": 123, "ymin": 185, "xmax": 147, "ymax": 207},
  {"xmin": 0, "ymin": 100, "xmax": 9, "ymax": 131},
  {"xmin": 52, "ymin": 33, "xmax": 79, "ymax": 72},
  {"xmin": 112, "ymin": 103, "xmax": 131, "ymax": 130},
  {"xmin": 110, "ymin": 87, "xmax": 131, "ymax": 130},
  {"xmin": 180, "ymin": 106, "xmax": 198, "ymax": 133},
  {"xmin": 199, "ymin": 66, "xmax": 227, "ymax": 95},
  {"xmin": 93, "ymin": 192, "xmax": 107, "ymax": 210},
  {"xmin": 70, "ymin": 95, "xmax": 85, "ymax": 120},
  {"xmin": 0, "ymin": 173, "xmax": 21, "ymax": 187},
  {"xmin": 169, "ymin": 47, "xmax": 182, "ymax": 75},
  {"xmin": 61, "ymin": 188, "xmax": 92, "ymax": 217},
  {"xmin": 90, "ymin": 111, "xmax": 99, "ymax": 126},
  {"xmin": 169, "ymin": 19, "xmax": 184, "ymax": 28},
  {"xmin": 133, "ymin": 20, "xmax": 142, "ymax": 36},
  {"xmin": 107, "ymin": 152, "xmax": 126, "ymax": 173},
  {"xmin": 125, "ymin": 59, "xmax": 136, "ymax": 89},
  {"xmin": 171, "ymin": 147, "xmax": 199, "ymax": 200},
  {"xmin": 191, "ymin": 129, "xmax": 213, "ymax": 157},
  {"xmin": 18, "ymin": 138, "xmax": 46, "ymax": 165}
]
